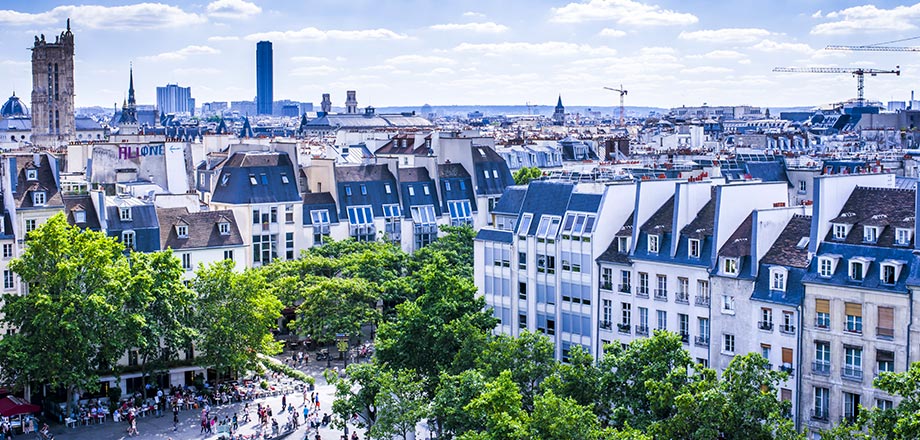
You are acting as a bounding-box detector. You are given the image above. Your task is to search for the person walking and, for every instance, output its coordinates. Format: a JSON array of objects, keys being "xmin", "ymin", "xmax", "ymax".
[{"xmin": 173, "ymin": 404, "xmax": 179, "ymax": 432}]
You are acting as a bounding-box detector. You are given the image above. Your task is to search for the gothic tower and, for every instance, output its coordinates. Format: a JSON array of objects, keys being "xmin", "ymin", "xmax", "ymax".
[
  {"xmin": 552, "ymin": 95, "xmax": 565, "ymax": 125},
  {"xmin": 117, "ymin": 66, "xmax": 139, "ymax": 135},
  {"xmin": 31, "ymin": 19, "xmax": 75, "ymax": 146}
]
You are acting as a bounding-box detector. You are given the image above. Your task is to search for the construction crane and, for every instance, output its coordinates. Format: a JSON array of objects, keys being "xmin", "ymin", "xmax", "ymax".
[
  {"xmin": 826, "ymin": 45, "xmax": 920, "ymax": 52},
  {"xmin": 772, "ymin": 66, "xmax": 900, "ymax": 106},
  {"xmin": 603, "ymin": 85, "xmax": 627, "ymax": 127}
]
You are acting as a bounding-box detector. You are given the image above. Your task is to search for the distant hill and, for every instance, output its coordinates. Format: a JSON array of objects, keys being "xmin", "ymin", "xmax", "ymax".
[{"xmin": 373, "ymin": 105, "xmax": 669, "ymax": 118}]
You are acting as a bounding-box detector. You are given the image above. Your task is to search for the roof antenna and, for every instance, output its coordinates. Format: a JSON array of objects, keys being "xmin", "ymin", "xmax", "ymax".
[{"xmin": 67, "ymin": 18, "xmax": 70, "ymax": 32}]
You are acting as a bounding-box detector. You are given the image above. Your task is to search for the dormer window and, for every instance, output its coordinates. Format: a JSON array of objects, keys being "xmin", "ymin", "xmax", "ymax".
[
  {"xmin": 648, "ymin": 235, "xmax": 660, "ymax": 253},
  {"xmin": 849, "ymin": 258, "xmax": 870, "ymax": 282},
  {"xmin": 345, "ymin": 186, "xmax": 352, "ymax": 196},
  {"xmin": 423, "ymin": 185, "xmax": 430, "ymax": 195},
  {"xmin": 880, "ymin": 260, "xmax": 904, "ymax": 285},
  {"xmin": 617, "ymin": 236, "xmax": 630, "ymax": 253},
  {"xmin": 218, "ymin": 222, "xmax": 230, "ymax": 235},
  {"xmin": 249, "ymin": 174, "xmax": 258, "ymax": 185},
  {"xmin": 833, "ymin": 224, "xmax": 849, "ymax": 240},
  {"xmin": 176, "ymin": 224, "xmax": 189, "ymax": 238},
  {"xmin": 74, "ymin": 209, "xmax": 86, "ymax": 224},
  {"xmin": 863, "ymin": 226, "xmax": 879, "ymax": 243},
  {"xmin": 360, "ymin": 184, "xmax": 367, "ymax": 195},
  {"xmin": 385, "ymin": 184, "xmax": 392, "ymax": 194},
  {"xmin": 689, "ymin": 238, "xmax": 700, "ymax": 258},
  {"xmin": 895, "ymin": 228, "xmax": 912, "ymax": 246},
  {"xmin": 32, "ymin": 191, "xmax": 46, "ymax": 206},
  {"xmin": 25, "ymin": 168, "xmax": 37, "ymax": 181},
  {"xmin": 770, "ymin": 267, "xmax": 787, "ymax": 291},
  {"xmin": 281, "ymin": 173, "xmax": 289, "ymax": 184},
  {"xmin": 408, "ymin": 187, "xmax": 415, "ymax": 196},
  {"xmin": 220, "ymin": 173, "xmax": 230, "ymax": 186},
  {"xmin": 723, "ymin": 257, "xmax": 738, "ymax": 275},
  {"xmin": 120, "ymin": 207, "xmax": 132, "ymax": 222},
  {"xmin": 445, "ymin": 181, "xmax": 451, "ymax": 192}
]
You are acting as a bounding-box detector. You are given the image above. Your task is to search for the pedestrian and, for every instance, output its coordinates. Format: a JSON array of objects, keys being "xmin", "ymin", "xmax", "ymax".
[
  {"xmin": 281, "ymin": 394, "xmax": 287, "ymax": 412},
  {"xmin": 173, "ymin": 405, "xmax": 179, "ymax": 431}
]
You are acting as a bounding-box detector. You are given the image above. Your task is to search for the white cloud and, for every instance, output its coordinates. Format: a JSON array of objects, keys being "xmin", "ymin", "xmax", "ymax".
[
  {"xmin": 430, "ymin": 22, "xmax": 508, "ymax": 33},
  {"xmin": 678, "ymin": 28, "xmax": 773, "ymax": 44},
  {"xmin": 687, "ymin": 50, "xmax": 747, "ymax": 60},
  {"xmin": 453, "ymin": 41, "xmax": 616, "ymax": 57},
  {"xmin": 385, "ymin": 55, "xmax": 457, "ymax": 65},
  {"xmin": 551, "ymin": 0, "xmax": 698, "ymax": 26},
  {"xmin": 680, "ymin": 66, "xmax": 733, "ymax": 75},
  {"xmin": 751, "ymin": 39, "xmax": 814, "ymax": 55},
  {"xmin": 172, "ymin": 67, "xmax": 222, "ymax": 75},
  {"xmin": 598, "ymin": 28, "xmax": 626, "ymax": 37},
  {"xmin": 207, "ymin": 0, "xmax": 261, "ymax": 18},
  {"xmin": 463, "ymin": 11, "xmax": 486, "ymax": 18},
  {"xmin": 291, "ymin": 65, "xmax": 339, "ymax": 76},
  {"xmin": 290, "ymin": 56, "xmax": 330, "ymax": 63},
  {"xmin": 812, "ymin": 10, "xmax": 823, "ymax": 18},
  {"xmin": 140, "ymin": 45, "xmax": 220, "ymax": 62},
  {"xmin": 245, "ymin": 27, "xmax": 407, "ymax": 41},
  {"xmin": 0, "ymin": 3, "xmax": 205, "ymax": 30},
  {"xmin": 812, "ymin": 3, "xmax": 920, "ymax": 35},
  {"xmin": 207, "ymin": 35, "xmax": 239, "ymax": 42}
]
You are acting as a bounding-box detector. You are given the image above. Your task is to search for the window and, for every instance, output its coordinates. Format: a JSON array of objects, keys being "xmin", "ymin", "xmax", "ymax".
[
  {"xmin": 799, "ymin": 180, "xmax": 806, "ymax": 193},
  {"xmin": 120, "ymin": 207, "xmax": 132, "ymax": 221},
  {"xmin": 877, "ymin": 399, "xmax": 893, "ymax": 410},
  {"xmin": 617, "ymin": 236, "xmax": 629, "ymax": 253},
  {"xmin": 518, "ymin": 252, "xmax": 527, "ymax": 270},
  {"xmin": 285, "ymin": 204, "xmax": 295, "ymax": 223},
  {"xmin": 249, "ymin": 174, "xmax": 258, "ymax": 185},
  {"xmin": 638, "ymin": 272, "xmax": 649, "ymax": 296},
  {"xmin": 423, "ymin": 185, "xmax": 430, "ymax": 195},
  {"xmin": 73, "ymin": 210, "xmax": 86, "ymax": 223},
  {"xmin": 863, "ymin": 226, "xmax": 878, "ymax": 243},
  {"xmin": 281, "ymin": 173, "xmax": 289, "ymax": 184},
  {"xmin": 781, "ymin": 311, "xmax": 795, "ymax": 333},
  {"xmin": 260, "ymin": 174, "xmax": 268, "ymax": 185},
  {"xmin": 253, "ymin": 209, "xmax": 259, "ymax": 224},
  {"xmin": 844, "ymin": 346, "xmax": 863, "ymax": 380},
  {"xmin": 760, "ymin": 308, "xmax": 773, "ymax": 331},
  {"xmin": 444, "ymin": 181, "xmax": 451, "ymax": 192},
  {"xmin": 2, "ymin": 244, "xmax": 11, "ymax": 259},
  {"xmin": 814, "ymin": 341, "xmax": 831, "ymax": 374},
  {"xmin": 25, "ymin": 169, "xmax": 37, "ymax": 181},
  {"xmin": 648, "ymin": 234, "xmax": 659, "ymax": 253},
  {"xmin": 122, "ymin": 231, "xmax": 135, "ymax": 249},
  {"xmin": 655, "ymin": 274, "xmax": 667, "ymax": 300},
  {"xmin": 638, "ymin": 307, "xmax": 648, "ymax": 334},
  {"xmin": 535, "ymin": 215, "xmax": 561, "ymax": 241},
  {"xmin": 517, "ymin": 213, "xmax": 533, "ymax": 238},
  {"xmin": 536, "ymin": 254, "xmax": 555, "ymax": 274},
  {"xmin": 722, "ymin": 294, "xmax": 735, "ymax": 313},
  {"xmin": 447, "ymin": 200, "xmax": 473, "ymax": 226},
  {"xmin": 696, "ymin": 280, "xmax": 710, "ymax": 305},
  {"xmin": 286, "ymin": 232, "xmax": 295, "ymax": 260},
  {"xmin": 895, "ymin": 228, "xmax": 912, "ymax": 246},
  {"xmin": 689, "ymin": 239, "xmax": 700, "ymax": 258},
  {"xmin": 621, "ymin": 303, "xmax": 631, "ymax": 327},
  {"xmin": 723, "ymin": 258, "xmax": 738, "ymax": 275},
  {"xmin": 771, "ymin": 268, "xmax": 786, "ymax": 291},
  {"xmin": 619, "ymin": 270, "xmax": 631, "ymax": 293},
  {"xmin": 360, "ymin": 184, "xmax": 367, "ymax": 195},
  {"xmin": 519, "ymin": 282, "xmax": 527, "ymax": 300},
  {"xmin": 814, "ymin": 387, "xmax": 829, "ymax": 420},
  {"xmin": 493, "ymin": 170, "xmax": 498, "ymax": 178},
  {"xmin": 878, "ymin": 306, "xmax": 894, "ymax": 339},
  {"xmin": 270, "ymin": 207, "xmax": 278, "ymax": 223},
  {"xmin": 815, "ymin": 299, "xmax": 830, "ymax": 329},
  {"xmin": 761, "ymin": 344, "xmax": 772, "ymax": 362},
  {"xmin": 128, "ymin": 350, "xmax": 139, "ymax": 367},
  {"xmin": 252, "ymin": 234, "xmax": 277, "ymax": 265},
  {"xmin": 2, "ymin": 270, "xmax": 13, "ymax": 290},
  {"xmin": 833, "ymin": 224, "xmax": 848, "ymax": 240},
  {"xmin": 877, "ymin": 350, "xmax": 894, "ymax": 374},
  {"xmin": 723, "ymin": 334, "xmax": 735, "ymax": 354},
  {"xmin": 223, "ymin": 250, "xmax": 234, "ymax": 261},
  {"xmin": 698, "ymin": 318, "xmax": 710, "ymax": 344},
  {"xmin": 518, "ymin": 313, "xmax": 527, "ymax": 329},
  {"xmin": 181, "ymin": 253, "xmax": 191, "ymax": 271},
  {"xmin": 849, "ymin": 260, "xmax": 866, "ymax": 281},
  {"xmin": 219, "ymin": 222, "xmax": 230, "ymax": 235},
  {"xmin": 676, "ymin": 277, "xmax": 689, "ymax": 302},
  {"xmin": 818, "ymin": 257, "xmax": 834, "ymax": 277},
  {"xmin": 843, "ymin": 392, "xmax": 861, "ymax": 423},
  {"xmin": 408, "ymin": 186, "xmax": 415, "ymax": 196},
  {"xmin": 657, "ymin": 310, "xmax": 667, "ymax": 331},
  {"xmin": 347, "ymin": 206, "xmax": 374, "ymax": 225},
  {"xmin": 345, "ymin": 186, "xmax": 352, "ymax": 196},
  {"xmin": 600, "ymin": 267, "xmax": 613, "ymax": 290},
  {"xmin": 678, "ymin": 313, "xmax": 689, "ymax": 341},
  {"xmin": 845, "ymin": 302, "xmax": 863, "ymax": 334},
  {"xmin": 25, "ymin": 219, "xmax": 36, "ymax": 233},
  {"xmin": 385, "ymin": 184, "xmax": 392, "ymax": 194},
  {"xmin": 176, "ymin": 225, "xmax": 189, "ymax": 238},
  {"xmin": 32, "ymin": 191, "xmax": 45, "ymax": 206}
]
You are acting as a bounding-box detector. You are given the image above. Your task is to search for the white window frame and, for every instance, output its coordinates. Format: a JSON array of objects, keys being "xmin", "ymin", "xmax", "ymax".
[
  {"xmin": 219, "ymin": 222, "xmax": 230, "ymax": 235},
  {"xmin": 689, "ymin": 238, "xmax": 700, "ymax": 258},
  {"xmin": 2, "ymin": 270, "xmax": 13, "ymax": 290},
  {"xmin": 849, "ymin": 258, "xmax": 870, "ymax": 281},
  {"xmin": 32, "ymin": 191, "xmax": 45, "ymax": 206},
  {"xmin": 723, "ymin": 257, "xmax": 738, "ymax": 275},
  {"xmin": 833, "ymin": 224, "xmax": 848, "ymax": 240},
  {"xmin": 863, "ymin": 226, "xmax": 878, "ymax": 243},
  {"xmin": 723, "ymin": 333, "xmax": 735, "ymax": 354},
  {"xmin": 895, "ymin": 228, "xmax": 912, "ymax": 246},
  {"xmin": 818, "ymin": 257, "xmax": 834, "ymax": 277},
  {"xmin": 722, "ymin": 294, "xmax": 735, "ymax": 314},
  {"xmin": 176, "ymin": 225, "xmax": 189, "ymax": 238},
  {"xmin": 648, "ymin": 234, "xmax": 660, "ymax": 253},
  {"xmin": 517, "ymin": 213, "xmax": 533, "ymax": 238},
  {"xmin": 25, "ymin": 168, "xmax": 37, "ymax": 181},
  {"xmin": 122, "ymin": 230, "xmax": 136, "ymax": 249},
  {"xmin": 120, "ymin": 207, "xmax": 132, "ymax": 222},
  {"xmin": 181, "ymin": 253, "xmax": 192, "ymax": 271},
  {"xmin": 73, "ymin": 210, "xmax": 86, "ymax": 223},
  {"xmin": 770, "ymin": 267, "xmax": 787, "ymax": 291}
]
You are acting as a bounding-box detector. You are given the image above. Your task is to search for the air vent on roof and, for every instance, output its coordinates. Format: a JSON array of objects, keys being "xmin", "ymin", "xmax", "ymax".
[{"xmin": 796, "ymin": 237, "xmax": 809, "ymax": 249}]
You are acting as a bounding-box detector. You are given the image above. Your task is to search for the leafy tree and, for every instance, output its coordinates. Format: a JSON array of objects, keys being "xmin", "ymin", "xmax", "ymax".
[
  {"xmin": 123, "ymin": 250, "xmax": 197, "ymax": 397},
  {"xmin": 457, "ymin": 371, "xmax": 529, "ymax": 440},
  {"xmin": 410, "ymin": 225, "xmax": 475, "ymax": 278},
  {"xmin": 193, "ymin": 260, "xmax": 282, "ymax": 374},
  {"xmin": 542, "ymin": 344, "xmax": 602, "ymax": 411},
  {"xmin": 433, "ymin": 370, "xmax": 488, "ymax": 438},
  {"xmin": 512, "ymin": 167, "xmax": 543, "ymax": 185},
  {"xmin": 530, "ymin": 390, "xmax": 602, "ymax": 440},
  {"xmin": 475, "ymin": 331, "xmax": 557, "ymax": 411},
  {"xmin": 0, "ymin": 213, "xmax": 133, "ymax": 414},
  {"xmin": 822, "ymin": 361, "xmax": 920, "ymax": 440},
  {"xmin": 371, "ymin": 369, "xmax": 429, "ymax": 440},
  {"xmin": 291, "ymin": 277, "xmax": 380, "ymax": 345},
  {"xmin": 328, "ymin": 362, "xmax": 384, "ymax": 434}
]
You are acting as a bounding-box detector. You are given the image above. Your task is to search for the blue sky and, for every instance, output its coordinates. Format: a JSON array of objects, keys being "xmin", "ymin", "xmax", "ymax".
[{"xmin": 2, "ymin": 0, "xmax": 920, "ymax": 109}]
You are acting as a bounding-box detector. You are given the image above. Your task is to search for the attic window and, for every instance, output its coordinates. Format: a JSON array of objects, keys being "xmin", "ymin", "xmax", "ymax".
[
  {"xmin": 32, "ymin": 191, "xmax": 46, "ymax": 206},
  {"xmin": 25, "ymin": 169, "xmax": 37, "ymax": 181},
  {"xmin": 221, "ymin": 173, "xmax": 230, "ymax": 186},
  {"xmin": 648, "ymin": 235, "xmax": 660, "ymax": 254},
  {"xmin": 345, "ymin": 186, "xmax": 352, "ymax": 196},
  {"xmin": 849, "ymin": 258, "xmax": 870, "ymax": 282},
  {"xmin": 408, "ymin": 187, "xmax": 415, "ymax": 196},
  {"xmin": 492, "ymin": 170, "xmax": 499, "ymax": 178},
  {"xmin": 445, "ymin": 181, "xmax": 451, "ymax": 192},
  {"xmin": 617, "ymin": 236, "xmax": 629, "ymax": 253},
  {"xmin": 176, "ymin": 224, "xmax": 189, "ymax": 238},
  {"xmin": 218, "ymin": 222, "xmax": 230, "ymax": 235},
  {"xmin": 74, "ymin": 209, "xmax": 86, "ymax": 223},
  {"xmin": 895, "ymin": 228, "xmax": 912, "ymax": 246},
  {"xmin": 260, "ymin": 174, "xmax": 268, "ymax": 185},
  {"xmin": 360, "ymin": 184, "xmax": 367, "ymax": 195},
  {"xmin": 723, "ymin": 257, "xmax": 738, "ymax": 275},
  {"xmin": 281, "ymin": 174, "xmax": 290, "ymax": 184},
  {"xmin": 881, "ymin": 263, "xmax": 898, "ymax": 284},
  {"xmin": 385, "ymin": 184, "xmax": 392, "ymax": 194},
  {"xmin": 423, "ymin": 185, "xmax": 430, "ymax": 195},
  {"xmin": 832, "ymin": 224, "xmax": 848, "ymax": 240},
  {"xmin": 120, "ymin": 207, "xmax": 132, "ymax": 222},
  {"xmin": 689, "ymin": 239, "xmax": 700, "ymax": 258},
  {"xmin": 863, "ymin": 226, "xmax": 879, "ymax": 244},
  {"xmin": 818, "ymin": 256, "xmax": 837, "ymax": 277},
  {"xmin": 478, "ymin": 148, "xmax": 486, "ymax": 157},
  {"xmin": 249, "ymin": 174, "xmax": 258, "ymax": 185},
  {"xmin": 770, "ymin": 267, "xmax": 787, "ymax": 291},
  {"xmin": 796, "ymin": 237, "xmax": 810, "ymax": 249}
]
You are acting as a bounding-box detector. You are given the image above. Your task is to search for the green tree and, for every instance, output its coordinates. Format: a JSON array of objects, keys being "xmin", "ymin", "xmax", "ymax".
[
  {"xmin": 433, "ymin": 370, "xmax": 488, "ymax": 438},
  {"xmin": 542, "ymin": 344, "xmax": 601, "ymax": 411},
  {"xmin": 822, "ymin": 361, "xmax": 920, "ymax": 440},
  {"xmin": 291, "ymin": 277, "xmax": 380, "ymax": 345},
  {"xmin": 475, "ymin": 331, "xmax": 557, "ymax": 411},
  {"xmin": 329, "ymin": 362, "xmax": 384, "ymax": 433},
  {"xmin": 371, "ymin": 369, "xmax": 430, "ymax": 440},
  {"xmin": 0, "ymin": 213, "xmax": 134, "ymax": 414},
  {"xmin": 193, "ymin": 260, "xmax": 282, "ymax": 374},
  {"xmin": 530, "ymin": 390, "xmax": 602, "ymax": 440},
  {"xmin": 513, "ymin": 167, "xmax": 543, "ymax": 185},
  {"xmin": 124, "ymin": 250, "xmax": 197, "ymax": 397},
  {"xmin": 410, "ymin": 225, "xmax": 475, "ymax": 278},
  {"xmin": 457, "ymin": 371, "xmax": 529, "ymax": 440}
]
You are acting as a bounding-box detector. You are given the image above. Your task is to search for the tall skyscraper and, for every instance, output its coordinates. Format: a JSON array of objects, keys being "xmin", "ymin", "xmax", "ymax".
[
  {"xmin": 157, "ymin": 83, "xmax": 194, "ymax": 115},
  {"xmin": 31, "ymin": 19, "xmax": 75, "ymax": 146},
  {"xmin": 256, "ymin": 41, "xmax": 273, "ymax": 115}
]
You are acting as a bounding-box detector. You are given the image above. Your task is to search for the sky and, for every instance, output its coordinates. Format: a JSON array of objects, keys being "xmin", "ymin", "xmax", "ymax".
[{"xmin": 3, "ymin": 0, "xmax": 920, "ymax": 110}]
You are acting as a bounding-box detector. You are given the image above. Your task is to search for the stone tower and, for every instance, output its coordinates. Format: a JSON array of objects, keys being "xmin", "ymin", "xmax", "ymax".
[
  {"xmin": 31, "ymin": 19, "xmax": 75, "ymax": 146},
  {"xmin": 345, "ymin": 90, "xmax": 357, "ymax": 114},
  {"xmin": 117, "ymin": 66, "xmax": 139, "ymax": 135},
  {"xmin": 552, "ymin": 95, "xmax": 565, "ymax": 126}
]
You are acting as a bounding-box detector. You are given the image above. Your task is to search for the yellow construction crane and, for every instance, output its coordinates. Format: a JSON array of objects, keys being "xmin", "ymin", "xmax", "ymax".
[
  {"xmin": 603, "ymin": 85, "xmax": 627, "ymax": 127},
  {"xmin": 772, "ymin": 66, "xmax": 900, "ymax": 106}
]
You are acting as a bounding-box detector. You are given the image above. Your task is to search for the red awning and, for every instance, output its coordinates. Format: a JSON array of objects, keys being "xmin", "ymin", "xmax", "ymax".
[{"xmin": 0, "ymin": 396, "xmax": 40, "ymax": 417}]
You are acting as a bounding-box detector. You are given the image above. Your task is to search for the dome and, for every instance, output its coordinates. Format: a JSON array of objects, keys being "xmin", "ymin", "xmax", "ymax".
[{"xmin": 0, "ymin": 93, "xmax": 27, "ymax": 117}]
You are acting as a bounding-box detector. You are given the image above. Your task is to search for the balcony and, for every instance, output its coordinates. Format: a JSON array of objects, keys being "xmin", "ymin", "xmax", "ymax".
[
  {"xmin": 812, "ymin": 361, "xmax": 831, "ymax": 376},
  {"xmin": 811, "ymin": 409, "xmax": 829, "ymax": 422},
  {"xmin": 842, "ymin": 366, "xmax": 863, "ymax": 382},
  {"xmin": 779, "ymin": 324, "xmax": 796, "ymax": 334},
  {"xmin": 635, "ymin": 325, "xmax": 649, "ymax": 336},
  {"xmin": 780, "ymin": 365, "xmax": 795, "ymax": 376},
  {"xmin": 600, "ymin": 281, "xmax": 613, "ymax": 291},
  {"xmin": 814, "ymin": 318, "xmax": 830, "ymax": 330},
  {"xmin": 636, "ymin": 289, "xmax": 649, "ymax": 299},
  {"xmin": 694, "ymin": 335, "xmax": 709, "ymax": 347},
  {"xmin": 680, "ymin": 333, "xmax": 689, "ymax": 343},
  {"xmin": 877, "ymin": 326, "xmax": 894, "ymax": 340},
  {"xmin": 843, "ymin": 324, "xmax": 862, "ymax": 335},
  {"xmin": 618, "ymin": 284, "xmax": 631, "ymax": 294},
  {"xmin": 654, "ymin": 289, "xmax": 668, "ymax": 301},
  {"xmin": 758, "ymin": 321, "xmax": 774, "ymax": 331},
  {"xmin": 599, "ymin": 321, "xmax": 612, "ymax": 330},
  {"xmin": 694, "ymin": 295, "xmax": 710, "ymax": 307},
  {"xmin": 675, "ymin": 292, "xmax": 690, "ymax": 304},
  {"xmin": 617, "ymin": 323, "xmax": 631, "ymax": 334}
]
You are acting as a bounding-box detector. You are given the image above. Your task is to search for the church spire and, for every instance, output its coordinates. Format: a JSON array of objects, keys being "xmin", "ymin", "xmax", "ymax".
[
  {"xmin": 127, "ymin": 63, "xmax": 135, "ymax": 106},
  {"xmin": 556, "ymin": 95, "xmax": 563, "ymax": 108}
]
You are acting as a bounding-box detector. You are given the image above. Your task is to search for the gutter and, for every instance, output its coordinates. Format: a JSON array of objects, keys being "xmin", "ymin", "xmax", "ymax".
[
  {"xmin": 794, "ymin": 303, "xmax": 803, "ymax": 433},
  {"xmin": 908, "ymin": 287, "xmax": 914, "ymax": 372}
]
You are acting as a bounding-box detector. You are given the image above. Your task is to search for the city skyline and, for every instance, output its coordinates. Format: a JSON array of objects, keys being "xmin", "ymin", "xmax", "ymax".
[{"xmin": 1, "ymin": 0, "xmax": 920, "ymax": 109}]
